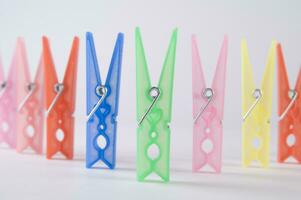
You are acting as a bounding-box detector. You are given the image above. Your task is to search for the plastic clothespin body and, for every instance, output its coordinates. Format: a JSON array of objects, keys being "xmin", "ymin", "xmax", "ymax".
[
  {"xmin": 241, "ymin": 40, "xmax": 276, "ymax": 167},
  {"xmin": 16, "ymin": 38, "xmax": 44, "ymax": 153},
  {"xmin": 192, "ymin": 36, "xmax": 228, "ymax": 173},
  {"xmin": 86, "ymin": 32, "xmax": 124, "ymax": 169},
  {"xmin": 277, "ymin": 44, "xmax": 301, "ymax": 163},
  {"xmin": 136, "ymin": 28, "xmax": 177, "ymax": 182},
  {"xmin": 0, "ymin": 43, "xmax": 18, "ymax": 148},
  {"xmin": 43, "ymin": 37, "xmax": 79, "ymax": 159}
]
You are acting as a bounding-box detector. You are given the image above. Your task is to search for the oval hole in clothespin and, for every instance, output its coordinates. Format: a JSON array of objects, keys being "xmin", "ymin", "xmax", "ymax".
[
  {"xmin": 55, "ymin": 129, "xmax": 64, "ymax": 142},
  {"xmin": 147, "ymin": 143, "xmax": 160, "ymax": 160},
  {"xmin": 202, "ymin": 139, "xmax": 213, "ymax": 153},
  {"xmin": 286, "ymin": 134, "xmax": 296, "ymax": 147},
  {"xmin": 1, "ymin": 121, "xmax": 9, "ymax": 133},
  {"xmin": 96, "ymin": 134, "xmax": 107, "ymax": 150},
  {"xmin": 26, "ymin": 125, "xmax": 35, "ymax": 138}
]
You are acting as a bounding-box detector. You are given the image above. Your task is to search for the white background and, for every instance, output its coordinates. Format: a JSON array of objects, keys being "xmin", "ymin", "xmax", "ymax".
[{"xmin": 0, "ymin": 0, "xmax": 301, "ymax": 199}]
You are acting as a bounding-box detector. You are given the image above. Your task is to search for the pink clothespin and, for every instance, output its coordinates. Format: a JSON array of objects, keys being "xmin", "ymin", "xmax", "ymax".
[
  {"xmin": 192, "ymin": 35, "xmax": 228, "ymax": 173},
  {"xmin": 16, "ymin": 38, "xmax": 44, "ymax": 154},
  {"xmin": 0, "ymin": 42, "xmax": 18, "ymax": 148}
]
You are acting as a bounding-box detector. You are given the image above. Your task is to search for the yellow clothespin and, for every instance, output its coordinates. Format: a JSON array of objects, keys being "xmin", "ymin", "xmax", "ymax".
[{"xmin": 241, "ymin": 39, "xmax": 276, "ymax": 168}]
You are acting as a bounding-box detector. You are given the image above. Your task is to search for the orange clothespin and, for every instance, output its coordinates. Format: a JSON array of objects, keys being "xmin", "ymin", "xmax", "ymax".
[
  {"xmin": 277, "ymin": 43, "xmax": 301, "ymax": 163},
  {"xmin": 42, "ymin": 36, "xmax": 79, "ymax": 159}
]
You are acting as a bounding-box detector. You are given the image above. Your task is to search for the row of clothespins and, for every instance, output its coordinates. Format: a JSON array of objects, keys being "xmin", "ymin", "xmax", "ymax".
[{"xmin": 0, "ymin": 28, "xmax": 300, "ymax": 183}]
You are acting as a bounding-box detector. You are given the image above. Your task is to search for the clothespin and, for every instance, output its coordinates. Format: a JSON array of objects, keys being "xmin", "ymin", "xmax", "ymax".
[
  {"xmin": 16, "ymin": 38, "xmax": 44, "ymax": 154},
  {"xmin": 86, "ymin": 32, "xmax": 124, "ymax": 169},
  {"xmin": 135, "ymin": 28, "xmax": 178, "ymax": 182},
  {"xmin": 0, "ymin": 42, "xmax": 18, "ymax": 148},
  {"xmin": 241, "ymin": 39, "xmax": 276, "ymax": 168},
  {"xmin": 43, "ymin": 36, "xmax": 79, "ymax": 159},
  {"xmin": 277, "ymin": 44, "xmax": 301, "ymax": 163},
  {"xmin": 191, "ymin": 35, "xmax": 228, "ymax": 173}
]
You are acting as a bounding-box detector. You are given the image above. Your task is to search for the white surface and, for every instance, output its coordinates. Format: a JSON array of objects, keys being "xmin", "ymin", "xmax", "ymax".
[
  {"xmin": 0, "ymin": 0, "xmax": 301, "ymax": 199},
  {"xmin": 1, "ymin": 133, "xmax": 301, "ymax": 200},
  {"xmin": 1, "ymin": 129, "xmax": 301, "ymax": 200}
]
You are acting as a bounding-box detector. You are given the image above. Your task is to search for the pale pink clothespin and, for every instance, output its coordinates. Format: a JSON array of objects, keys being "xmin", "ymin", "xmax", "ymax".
[
  {"xmin": 192, "ymin": 35, "xmax": 228, "ymax": 173},
  {"xmin": 0, "ymin": 43, "xmax": 18, "ymax": 148},
  {"xmin": 16, "ymin": 38, "xmax": 44, "ymax": 154}
]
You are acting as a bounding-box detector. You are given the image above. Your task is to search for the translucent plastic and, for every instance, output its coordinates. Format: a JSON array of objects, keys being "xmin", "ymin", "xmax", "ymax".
[
  {"xmin": 86, "ymin": 32, "xmax": 124, "ymax": 169},
  {"xmin": 16, "ymin": 38, "xmax": 44, "ymax": 154},
  {"xmin": 0, "ymin": 43, "xmax": 18, "ymax": 148},
  {"xmin": 241, "ymin": 40, "xmax": 276, "ymax": 168},
  {"xmin": 43, "ymin": 36, "xmax": 79, "ymax": 159},
  {"xmin": 277, "ymin": 44, "xmax": 301, "ymax": 163},
  {"xmin": 136, "ymin": 28, "xmax": 177, "ymax": 182},
  {"xmin": 192, "ymin": 35, "xmax": 228, "ymax": 173}
]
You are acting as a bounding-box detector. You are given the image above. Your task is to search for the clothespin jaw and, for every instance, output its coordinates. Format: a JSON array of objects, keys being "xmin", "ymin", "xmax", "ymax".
[
  {"xmin": 136, "ymin": 27, "xmax": 178, "ymax": 182},
  {"xmin": 43, "ymin": 36, "xmax": 79, "ymax": 159},
  {"xmin": 0, "ymin": 41, "xmax": 18, "ymax": 148},
  {"xmin": 241, "ymin": 39, "xmax": 276, "ymax": 168},
  {"xmin": 277, "ymin": 44, "xmax": 301, "ymax": 163},
  {"xmin": 15, "ymin": 38, "xmax": 44, "ymax": 154},
  {"xmin": 86, "ymin": 32, "xmax": 124, "ymax": 169},
  {"xmin": 192, "ymin": 35, "xmax": 228, "ymax": 173}
]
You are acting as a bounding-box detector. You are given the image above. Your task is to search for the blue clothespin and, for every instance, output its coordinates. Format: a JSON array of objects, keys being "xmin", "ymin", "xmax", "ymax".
[{"xmin": 86, "ymin": 32, "xmax": 124, "ymax": 169}]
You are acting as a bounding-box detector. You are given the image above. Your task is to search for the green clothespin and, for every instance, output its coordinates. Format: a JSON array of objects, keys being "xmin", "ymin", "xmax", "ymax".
[{"xmin": 136, "ymin": 27, "xmax": 178, "ymax": 182}]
